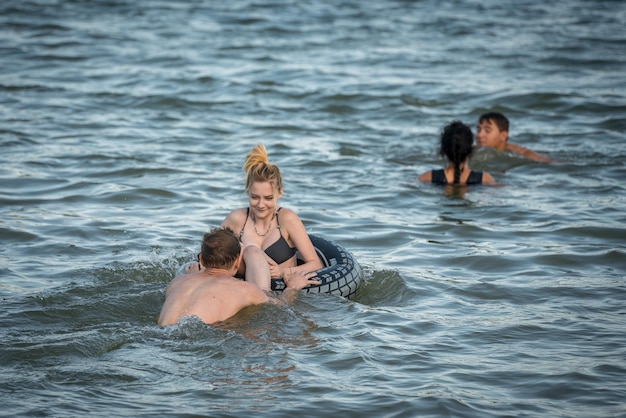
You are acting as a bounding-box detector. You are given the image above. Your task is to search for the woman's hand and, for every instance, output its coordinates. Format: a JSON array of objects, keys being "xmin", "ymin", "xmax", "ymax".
[
  {"xmin": 267, "ymin": 259, "xmax": 282, "ymax": 278},
  {"xmin": 282, "ymin": 269, "xmax": 320, "ymax": 290}
]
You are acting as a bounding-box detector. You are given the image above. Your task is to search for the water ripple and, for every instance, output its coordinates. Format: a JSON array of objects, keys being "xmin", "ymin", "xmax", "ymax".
[{"xmin": 1, "ymin": 0, "xmax": 625, "ymax": 416}]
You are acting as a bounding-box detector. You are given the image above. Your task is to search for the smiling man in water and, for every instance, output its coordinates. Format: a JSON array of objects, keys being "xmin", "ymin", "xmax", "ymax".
[
  {"xmin": 157, "ymin": 227, "xmax": 319, "ymax": 326},
  {"xmin": 476, "ymin": 111, "xmax": 554, "ymax": 163}
]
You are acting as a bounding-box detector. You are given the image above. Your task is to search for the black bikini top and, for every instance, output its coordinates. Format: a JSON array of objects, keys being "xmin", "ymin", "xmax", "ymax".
[
  {"xmin": 431, "ymin": 169, "xmax": 484, "ymax": 185},
  {"xmin": 239, "ymin": 208, "xmax": 297, "ymax": 264}
]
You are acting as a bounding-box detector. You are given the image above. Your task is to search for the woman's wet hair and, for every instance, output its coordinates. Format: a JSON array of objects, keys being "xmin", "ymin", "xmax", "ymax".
[
  {"xmin": 200, "ymin": 227, "xmax": 241, "ymax": 269},
  {"xmin": 439, "ymin": 121, "xmax": 474, "ymax": 184},
  {"xmin": 243, "ymin": 144, "xmax": 283, "ymax": 195}
]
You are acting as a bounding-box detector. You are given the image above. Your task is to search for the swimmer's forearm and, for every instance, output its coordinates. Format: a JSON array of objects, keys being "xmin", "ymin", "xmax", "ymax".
[
  {"xmin": 280, "ymin": 261, "xmax": 322, "ymax": 278},
  {"xmin": 281, "ymin": 288, "xmax": 300, "ymax": 304}
]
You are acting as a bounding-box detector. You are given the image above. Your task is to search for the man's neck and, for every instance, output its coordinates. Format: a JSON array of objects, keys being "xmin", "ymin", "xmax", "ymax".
[{"xmin": 201, "ymin": 267, "xmax": 231, "ymax": 276}]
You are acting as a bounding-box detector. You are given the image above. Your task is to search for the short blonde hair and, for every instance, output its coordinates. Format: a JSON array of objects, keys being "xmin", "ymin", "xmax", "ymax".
[{"xmin": 243, "ymin": 144, "xmax": 283, "ymax": 195}]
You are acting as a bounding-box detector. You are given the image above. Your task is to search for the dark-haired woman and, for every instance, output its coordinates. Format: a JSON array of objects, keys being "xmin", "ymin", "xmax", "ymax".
[{"xmin": 418, "ymin": 121, "xmax": 495, "ymax": 185}]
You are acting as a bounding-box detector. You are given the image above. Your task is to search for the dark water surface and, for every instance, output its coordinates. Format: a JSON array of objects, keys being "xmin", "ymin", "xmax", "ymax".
[{"xmin": 1, "ymin": 1, "xmax": 625, "ymax": 417}]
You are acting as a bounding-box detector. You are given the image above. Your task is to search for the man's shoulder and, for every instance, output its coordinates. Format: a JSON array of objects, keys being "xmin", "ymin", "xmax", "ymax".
[
  {"xmin": 212, "ymin": 275, "xmax": 259, "ymax": 291},
  {"xmin": 165, "ymin": 272, "xmax": 203, "ymax": 296},
  {"xmin": 505, "ymin": 142, "xmax": 530, "ymax": 153},
  {"xmin": 229, "ymin": 278, "xmax": 269, "ymax": 302}
]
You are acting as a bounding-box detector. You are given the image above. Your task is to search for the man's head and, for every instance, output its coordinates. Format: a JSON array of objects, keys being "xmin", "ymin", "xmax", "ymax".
[
  {"xmin": 476, "ymin": 112, "xmax": 509, "ymax": 149},
  {"xmin": 199, "ymin": 228, "xmax": 241, "ymax": 271}
]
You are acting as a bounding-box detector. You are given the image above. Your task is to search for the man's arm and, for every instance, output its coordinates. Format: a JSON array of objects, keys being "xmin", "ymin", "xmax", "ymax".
[{"xmin": 506, "ymin": 143, "xmax": 554, "ymax": 163}]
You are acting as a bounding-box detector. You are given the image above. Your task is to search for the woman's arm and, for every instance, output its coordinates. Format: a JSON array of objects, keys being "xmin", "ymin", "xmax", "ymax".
[
  {"xmin": 279, "ymin": 209, "xmax": 323, "ymax": 275},
  {"xmin": 482, "ymin": 172, "xmax": 496, "ymax": 185},
  {"xmin": 417, "ymin": 170, "xmax": 432, "ymax": 182}
]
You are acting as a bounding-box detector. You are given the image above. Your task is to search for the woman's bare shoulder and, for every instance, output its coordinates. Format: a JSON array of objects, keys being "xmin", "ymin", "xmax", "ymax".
[
  {"xmin": 222, "ymin": 208, "xmax": 248, "ymax": 225},
  {"xmin": 277, "ymin": 207, "xmax": 299, "ymax": 220}
]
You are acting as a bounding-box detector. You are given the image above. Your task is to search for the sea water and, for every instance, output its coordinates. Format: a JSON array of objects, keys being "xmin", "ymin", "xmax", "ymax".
[{"xmin": 1, "ymin": 1, "xmax": 625, "ymax": 416}]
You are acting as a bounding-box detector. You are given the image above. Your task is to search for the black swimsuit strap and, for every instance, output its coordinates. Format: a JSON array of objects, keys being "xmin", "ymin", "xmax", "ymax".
[
  {"xmin": 239, "ymin": 207, "xmax": 283, "ymax": 240},
  {"xmin": 238, "ymin": 208, "xmax": 249, "ymax": 241},
  {"xmin": 275, "ymin": 207, "xmax": 282, "ymax": 231}
]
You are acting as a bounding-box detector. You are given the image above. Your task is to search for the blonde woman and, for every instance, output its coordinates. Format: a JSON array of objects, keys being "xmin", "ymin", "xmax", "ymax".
[{"xmin": 221, "ymin": 144, "xmax": 322, "ymax": 290}]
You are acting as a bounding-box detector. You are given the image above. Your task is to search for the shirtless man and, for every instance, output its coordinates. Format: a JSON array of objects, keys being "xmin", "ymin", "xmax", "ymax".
[
  {"xmin": 157, "ymin": 228, "xmax": 319, "ymax": 326},
  {"xmin": 476, "ymin": 112, "xmax": 554, "ymax": 163}
]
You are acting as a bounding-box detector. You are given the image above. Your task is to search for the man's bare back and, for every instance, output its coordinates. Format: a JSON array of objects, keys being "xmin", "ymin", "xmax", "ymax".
[
  {"xmin": 157, "ymin": 270, "xmax": 268, "ymax": 326},
  {"xmin": 157, "ymin": 228, "xmax": 320, "ymax": 327}
]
